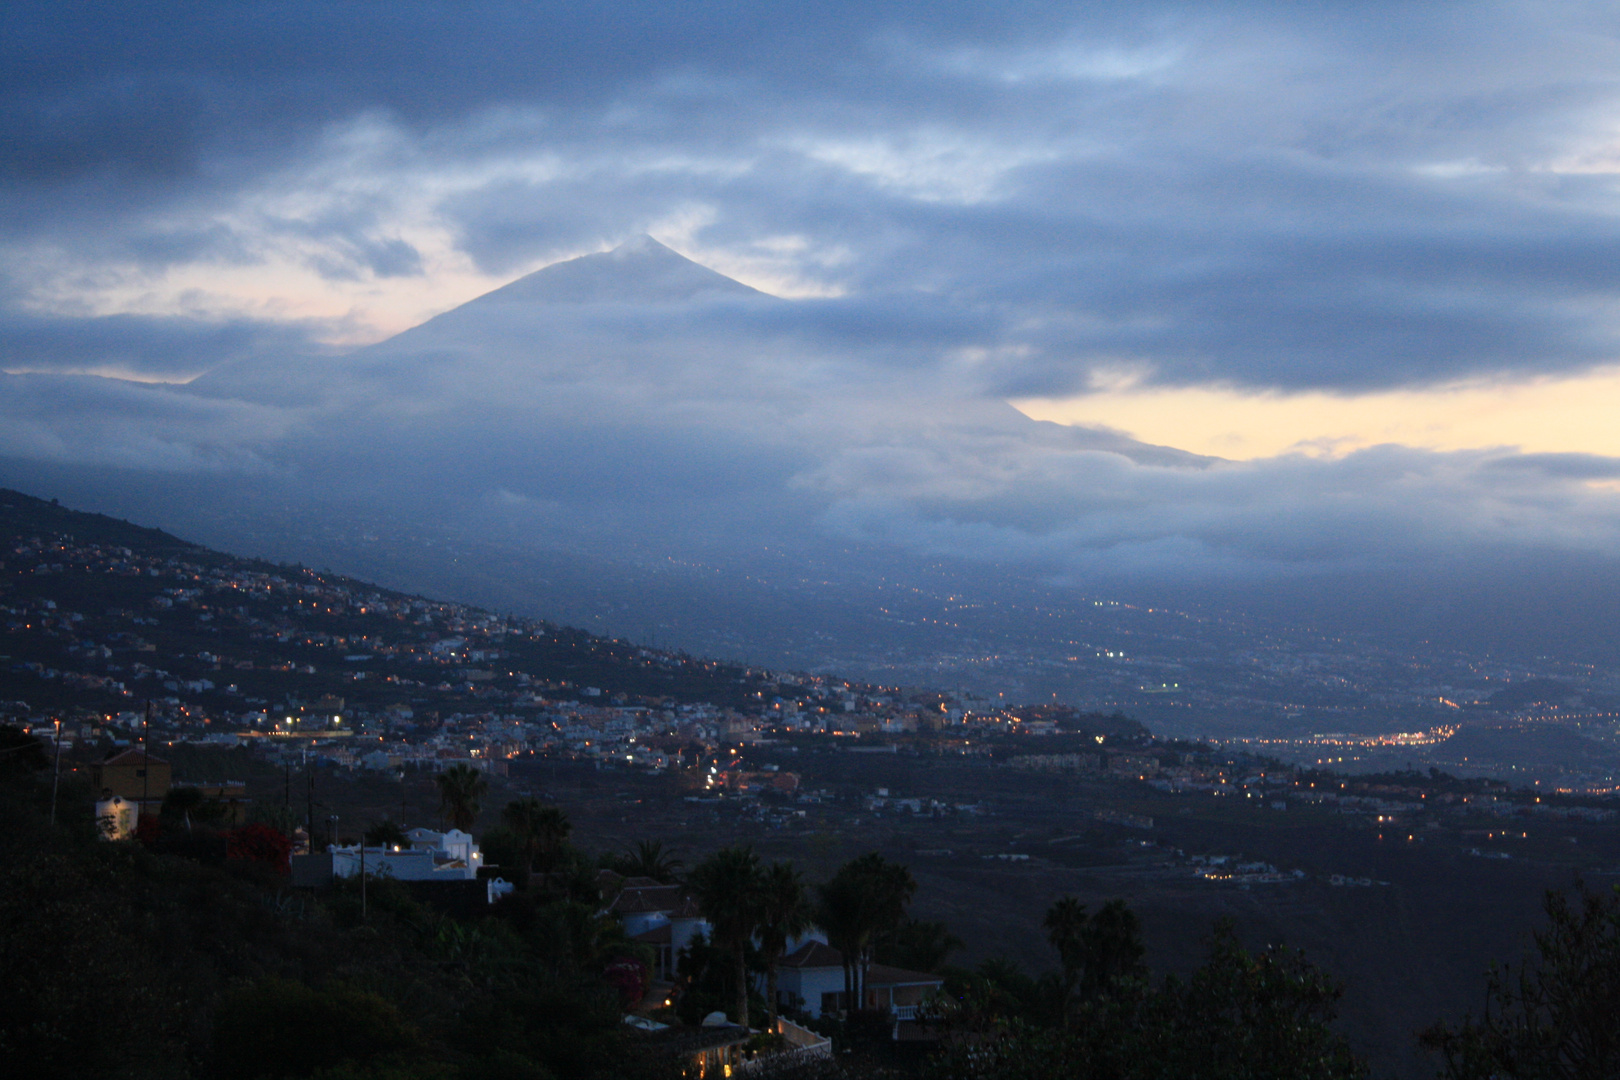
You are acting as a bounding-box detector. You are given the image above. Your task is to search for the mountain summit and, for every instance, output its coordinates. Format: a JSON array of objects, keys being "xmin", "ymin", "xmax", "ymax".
[{"xmin": 472, "ymin": 235, "xmax": 771, "ymax": 307}]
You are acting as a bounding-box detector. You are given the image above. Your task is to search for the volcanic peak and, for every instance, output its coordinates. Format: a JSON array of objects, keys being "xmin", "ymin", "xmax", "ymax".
[{"xmin": 475, "ymin": 235, "xmax": 771, "ymax": 307}]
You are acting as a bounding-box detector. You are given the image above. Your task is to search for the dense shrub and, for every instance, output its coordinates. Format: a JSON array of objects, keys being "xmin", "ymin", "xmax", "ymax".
[{"xmin": 211, "ymin": 978, "xmax": 420, "ymax": 1080}]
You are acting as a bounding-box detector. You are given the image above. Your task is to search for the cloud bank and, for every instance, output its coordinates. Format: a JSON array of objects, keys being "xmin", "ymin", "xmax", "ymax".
[
  {"xmin": 4, "ymin": 241, "xmax": 1619, "ymax": 618},
  {"xmin": 6, "ymin": 5, "xmax": 1620, "ymax": 660},
  {"xmin": 6, "ymin": 3, "xmax": 1620, "ymax": 394}
]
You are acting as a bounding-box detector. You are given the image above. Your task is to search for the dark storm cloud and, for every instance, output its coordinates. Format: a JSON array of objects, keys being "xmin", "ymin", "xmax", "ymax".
[
  {"xmin": 0, "ymin": 0, "xmax": 1048, "ymax": 195},
  {"xmin": 8, "ymin": 2, "xmax": 1620, "ymax": 393},
  {"xmin": 1486, "ymin": 452, "xmax": 1620, "ymax": 480},
  {"xmin": 0, "ymin": 308, "xmax": 327, "ymax": 377},
  {"xmin": 0, "ymin": 76, "xmax": 208, "ymax": 185}
]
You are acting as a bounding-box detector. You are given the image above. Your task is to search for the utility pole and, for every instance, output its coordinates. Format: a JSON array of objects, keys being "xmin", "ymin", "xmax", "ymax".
[
  {"xmin": 49, "ymin": 718, "xmax": 62, "ymax": 826},
  {"xmin": 142, "ymin": 699, "xmax": 152, "ymax": 827},
  {"xmin": 307, "ymin": 770, "xmax": 315, "ymax": 850},
  {"xmin": 359, "ymin": 826, "xmax": 367, "ymax": 922}
]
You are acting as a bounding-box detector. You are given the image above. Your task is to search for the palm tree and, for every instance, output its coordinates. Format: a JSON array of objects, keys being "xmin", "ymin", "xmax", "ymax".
[
  {"xmin": 818, "ymin": 853, "xmax": 916, "ymax": 1012},
  {"xmin": 876, "ymin": 917, "xmax": 964, "ymax": 973},
  {"xmin": 434, "ymin": 763, "xmax": 487, "ymax": 832},
  {"xmin": 755, "ymin": 861, "xmax": 811, "ymax": 1026},
  {"xmin": 1044, "ymin": 895, "xmax": 1089, "ymax": 1008},
  {"xmin": 619, "ymin": 838, "xmax": 683, "ymax": 883},
  {"xmin": 1042, "ymin": 895, "xmax": 1142, "ymax": 1005},
  {"xmin": 363, "ymin": 819, "xmax": 409, "ymax": 848},
  {"xmin": 502, "ymin": 798, "xmax": 572, "ymax": 878},
  {"xmin": 816, "ymin": 871, "xmax": 864, "ymax": 1013},
  {"xmin": 688, "ymin": 846, "xmax": 763, "ymax": 1028},
  {"xmin": 1079, "ymin": 898, "xmax": 1144, "ymax": 1000}
]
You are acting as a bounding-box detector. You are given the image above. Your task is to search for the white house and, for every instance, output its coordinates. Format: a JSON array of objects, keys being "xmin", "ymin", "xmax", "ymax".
[
  {"xmin": 775, "ymin": 940, "xmax": 848, "ymax": 1019},
  {"xmin": 326, "ymin": 827, "xmax": 484, "ymax": 881},
  {"xmin": 771, "ymin": 941, "xmax": 944, "ymax": 1021},
  {"xmin": 605, "ymin": 878, "xmax": 712, "ymax": 981}
]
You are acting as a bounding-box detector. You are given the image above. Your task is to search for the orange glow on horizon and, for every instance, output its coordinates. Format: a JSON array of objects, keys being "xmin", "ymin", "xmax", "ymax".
[{"xmin": 1012, "ymin": 365, "xmax": 1620, "ymax": 461}]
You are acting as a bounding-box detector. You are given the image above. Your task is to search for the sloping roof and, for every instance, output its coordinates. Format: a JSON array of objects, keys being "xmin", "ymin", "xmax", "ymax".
[
  {"xmin": 608, "ymin": 884, "xmax": 685, "ymax": 915},
  {"xmin": 100, "ymin": 748, "xmax": 168, "ymax": 766},
  {"xmin": 669, "ymin": 894, "xmax": 705, "ymax": 919},
  {"xmin": 600, "ymin": 870, "xmax": 666, "ymax": 893},
  {"xmin": 866, "ymin": 963, "xmax": 943, "ymax": 987},
  {"xmin": 780, "ymin": 940, "xmax": 844, "ymax": 969}
]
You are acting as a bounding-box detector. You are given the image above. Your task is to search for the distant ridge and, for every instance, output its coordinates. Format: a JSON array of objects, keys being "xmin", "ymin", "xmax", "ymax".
[{"xmin": 0, "ymin": 487, "xmax": 196, "ymax": 554}]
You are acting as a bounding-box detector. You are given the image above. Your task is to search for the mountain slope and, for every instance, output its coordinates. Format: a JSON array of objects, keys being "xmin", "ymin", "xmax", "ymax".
[
  {"xmin": 0, "ymin": 485, "xmax": 808, "ymax": 721},
  {"xmin": 7, "ymin": 238, "xmax": 1620, "ymax": 719}
]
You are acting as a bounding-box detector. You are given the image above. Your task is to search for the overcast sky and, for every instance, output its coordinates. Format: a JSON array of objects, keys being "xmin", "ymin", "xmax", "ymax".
[
  {"xmin": 8, "ymin": 5, "xmax": 1620, "ymax": 383},
  {"xmin": 6, "ymin": 2, "xmax": 1620, "ymax": 637}
]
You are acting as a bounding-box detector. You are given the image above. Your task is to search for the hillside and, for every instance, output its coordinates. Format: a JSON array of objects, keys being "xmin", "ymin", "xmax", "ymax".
[
  {"xmin": 8, "ymin": 486, "xmax": 1620, "ymax": 1080},
  {"xmin": 0, "ymin": 486, "xmax": 827, "ymax": 727}
]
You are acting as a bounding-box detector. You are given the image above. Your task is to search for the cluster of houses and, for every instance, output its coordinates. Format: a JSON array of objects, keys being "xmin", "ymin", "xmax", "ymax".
[
  {"xmin": 90, "ymin": 747, "xmax": 250, "ymax": 838},
  {"xmin": 86, "ymin": 747, "xmax": 943, "ymax": 1045},
  {"xmin": 604, "ymin": 876, "xmax": 944, "ymax": 1024}
]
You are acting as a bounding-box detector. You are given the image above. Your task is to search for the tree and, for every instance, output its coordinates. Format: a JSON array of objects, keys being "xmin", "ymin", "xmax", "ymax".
[
  {"xmin": 816, "ymin": 868, "xmax": 865, "ymax": 1012},
  {"xmin": 1079, "ymin": 898, "xmax": 1145, "ymax": 1000},
  {"xmin": 756, "ymin": 861, "xmax": 811, "ymax": 1025},
  {"xmin": 226, "ymin": 823, "xmax": 292, "ymax": 873},
  {"xmin": 877, "ymin": 917, "xmax": 964, "ymax": 974},
  {"xmin": 614, "ymin": 838, "xmax": 683, "ymax": 882},
  {"xmin": 502, "ymin": 798, "xmax": 572, "ymax": 879},
  {"xmin": 435, "ymin": 763, "xmax": 488, "ymax": 832},
  {"xmin": 1041, "ymin": 895, "xmax": 1143, "ymax": 1017},
  {"xmin": 161, "ymin": 785, "xmax": 206, "ymax": 832},
  {"xmin": 0, "ymin": 725, "xmax": 49, "ymax": 780},
  {"xmin": 159, "ymin": 785, "xmax": 227, "ymax": 832},
  {"xmin": 818, "ymin": 853, "xmax": 916, "ymax": 1012},
  {"xmin": 925, "ymin": 917, "xmax": 1365, "ymax": 1080},
  {"xmin": 1043, "ymin": 896, "xmax": 1089, "ymax": 1006},
  {"xmin": 364, "ymin": 818, "xmax": 409, "ymax": 848},
  {"xmin": 1154, "ymin": 919, "xmax": 1360, "ymax": 1079},
  {"xmin": 1421, "ymin": 882, "xmax": 1620, "ymax": 1080},
  {"xmin": 688, "ymin": 845, "xmax": 763, "ymax": 1028}
]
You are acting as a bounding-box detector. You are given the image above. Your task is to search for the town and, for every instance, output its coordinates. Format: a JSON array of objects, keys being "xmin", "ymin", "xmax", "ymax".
[{"xmin": 5, "ymin": 489, "xmax": 1620, "ymax": 1080}]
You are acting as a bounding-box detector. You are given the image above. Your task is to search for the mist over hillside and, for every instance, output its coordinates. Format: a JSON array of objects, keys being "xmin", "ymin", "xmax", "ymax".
[{"xmin": 5, "ymin": 240, "xmax": 1620, "ymax": 728}]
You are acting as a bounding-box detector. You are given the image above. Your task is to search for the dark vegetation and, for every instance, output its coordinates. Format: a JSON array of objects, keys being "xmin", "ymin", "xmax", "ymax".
[
  {"xmin": 0, "ymin": 727, "xmax": 682, "ymax": 1080},
  {"xmin": 1421, "ymin": 883, "xmax": 1620, "ymax": 1080},
  {"xmin": 923, "ymin": 918, "xmax": 1368, "ymax": 1080},
  {"xmin": 12, "ymin": 718, "xmax": 1616, "ymax": 1080}
]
